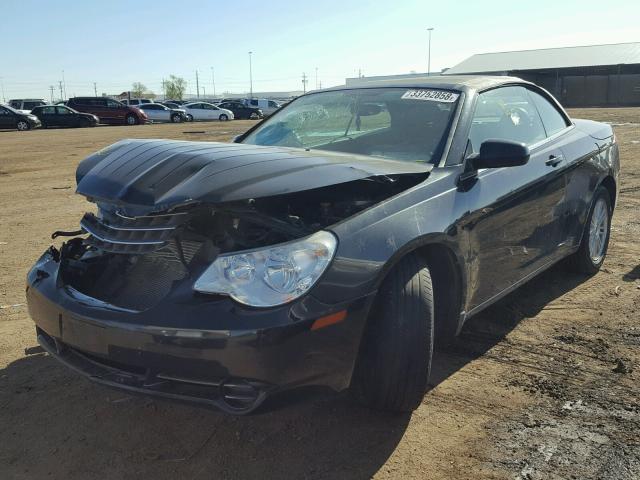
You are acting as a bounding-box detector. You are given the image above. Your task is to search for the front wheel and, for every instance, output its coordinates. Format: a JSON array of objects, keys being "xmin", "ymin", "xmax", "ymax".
[
  {"xmin": 125, "ymin": 114, "xmax": 138, "ymax": 126},
  {"xmin": 186, "ymin": 114, "xmax": 193, "ymax": 122},
  {"xmin": 567, "ymin": 186, "xmax": 612, "ymax": 274},
  {"xmin": 352, "ymin": 253, "xmax": 434, "ymax": 412},
  {"xmin": 171, "ymin": 114, "xmax": 182, "ymax": 123},
  {"xmin": 219, "ymin": 114, "xmax": 229, "ymax": 121},
  {"xmin": 16, "ymin": 120, "xmax": 30, "ymax": 131}
]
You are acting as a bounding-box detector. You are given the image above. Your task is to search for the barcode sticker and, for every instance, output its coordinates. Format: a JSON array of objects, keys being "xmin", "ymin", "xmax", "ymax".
[{"xmin": 401, "ymin": 89, "xmax": 459, "ymax": 102}]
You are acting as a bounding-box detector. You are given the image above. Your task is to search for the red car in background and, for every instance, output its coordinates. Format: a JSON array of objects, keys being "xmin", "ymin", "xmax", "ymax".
[{"xmin": 66, "ymin": 97, "xmax": 148, "ymax": 125}]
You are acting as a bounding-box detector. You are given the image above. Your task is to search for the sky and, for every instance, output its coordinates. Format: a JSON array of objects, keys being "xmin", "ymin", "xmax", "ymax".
[{"xmin": 1, "ymin": 0, "xmax": 638, "ymax": 101}]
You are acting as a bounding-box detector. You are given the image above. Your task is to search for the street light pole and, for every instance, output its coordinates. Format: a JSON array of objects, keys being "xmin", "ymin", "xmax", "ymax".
[
  {"xmin": 211, "ymin": 67, "xmax": 216, "ymax": 98},
  {"xmin": 427, "ymin": 27, "xmax": 434, "ymax": 76},
  {"xmin": 248, "ymin": 51, "xmax": 253, "ymax": 98}
]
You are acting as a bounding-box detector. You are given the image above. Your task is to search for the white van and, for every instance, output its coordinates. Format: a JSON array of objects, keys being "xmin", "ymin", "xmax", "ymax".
[
  {"xmin": 8, "ymin": 99, "xmax": 47, "ymax": 114},
  {"xmin": 243, "ymin": 98, "xmax": 281, "ymax": 116}
]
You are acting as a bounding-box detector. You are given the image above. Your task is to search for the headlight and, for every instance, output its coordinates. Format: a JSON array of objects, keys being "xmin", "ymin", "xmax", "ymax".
[{"xmin": 194, "ymin": 230, "xmax": 337, "ymax": 307}]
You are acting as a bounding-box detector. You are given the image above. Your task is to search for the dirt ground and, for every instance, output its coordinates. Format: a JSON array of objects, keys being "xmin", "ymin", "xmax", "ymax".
[{"xmin": 0, "ymin": 110, "xmax": 638, "ymax": 480}]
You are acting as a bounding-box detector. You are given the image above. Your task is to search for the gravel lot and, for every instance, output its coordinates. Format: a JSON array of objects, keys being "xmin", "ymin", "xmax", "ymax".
[{"xmin": 1, "ymin": 111, "xmax": 638, "ymax": 479}]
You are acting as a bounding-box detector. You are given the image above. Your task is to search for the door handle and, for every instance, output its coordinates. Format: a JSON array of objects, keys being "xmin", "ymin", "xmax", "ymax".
[{"xmin": 545, "ymin": 155, "xmax": 563, "ymax": 167}]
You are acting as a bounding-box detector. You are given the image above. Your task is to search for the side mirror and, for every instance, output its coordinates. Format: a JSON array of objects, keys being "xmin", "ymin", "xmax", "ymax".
[
  {"xmin": 232, "ymin": 134, "xmax": 242, "ymax": 143},
  {"xmin": 471, "ymin": 139, "xmax": 530, "ymax": 169}
]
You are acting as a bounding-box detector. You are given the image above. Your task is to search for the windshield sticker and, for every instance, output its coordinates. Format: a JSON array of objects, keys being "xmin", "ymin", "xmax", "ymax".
[{"xmin": 401, "ymin": 89, "xmax": 459, "ymax": 102}]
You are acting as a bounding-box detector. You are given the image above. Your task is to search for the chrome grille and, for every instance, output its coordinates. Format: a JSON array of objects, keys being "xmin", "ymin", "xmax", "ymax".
[{"xmin": 81, "ymin": 208, "xmax": 188, "ymax": 254}]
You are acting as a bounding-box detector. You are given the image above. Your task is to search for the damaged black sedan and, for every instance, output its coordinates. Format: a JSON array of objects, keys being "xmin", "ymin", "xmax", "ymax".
[{"xmin": 27, "ymin": 76, "xmax": 619, "ymax": 414}]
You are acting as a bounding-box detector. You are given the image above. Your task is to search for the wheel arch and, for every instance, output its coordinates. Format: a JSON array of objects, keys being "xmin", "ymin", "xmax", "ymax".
[
  {"xmin": 599, "ymin": 175, "xmax": 616, "ymax": 209},
  {"xmin": 371, "ymin": 236, "xmax": 467, "ymax": 344}
]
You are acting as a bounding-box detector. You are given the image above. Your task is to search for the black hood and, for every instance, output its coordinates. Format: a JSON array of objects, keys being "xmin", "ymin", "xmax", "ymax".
[{"xmin": 76, "ymin": 139, "xmax": 431, "ymax": 215}]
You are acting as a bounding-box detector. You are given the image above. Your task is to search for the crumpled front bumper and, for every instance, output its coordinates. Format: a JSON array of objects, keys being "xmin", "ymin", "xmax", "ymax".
[{"xmin": 26, "ymin": 250, "xmax": 374, "ymax": 413}]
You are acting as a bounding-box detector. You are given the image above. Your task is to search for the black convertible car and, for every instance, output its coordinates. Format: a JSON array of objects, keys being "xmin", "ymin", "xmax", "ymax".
[{"xmin": 26, "ymin": 76, "xmax": 619, "ymax": 414}]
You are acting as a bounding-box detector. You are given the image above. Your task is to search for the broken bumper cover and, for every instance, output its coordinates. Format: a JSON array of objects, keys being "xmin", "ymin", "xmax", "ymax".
[{"xmin": 26, "ymin": 251, "xmax": 373, "ymax": 414}]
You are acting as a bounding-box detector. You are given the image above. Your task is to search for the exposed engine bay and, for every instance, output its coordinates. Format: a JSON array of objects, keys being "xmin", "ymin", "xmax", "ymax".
[{"xmin": 58, "ymin": 174, "xmax": 426, "ymax": 311}]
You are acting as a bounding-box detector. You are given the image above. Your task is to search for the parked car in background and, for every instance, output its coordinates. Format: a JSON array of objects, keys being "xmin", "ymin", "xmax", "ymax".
[
  {"xmin": 67, "ymin": 97, "xmax": 148, "ymax": 125},
  {"xmin": 136, "ymin": 103, "xmax": 185, "ymax": 123},
  {"xmin": 217, "ymin": 101, "xmax": 263, "ymax": 120},
  {"xmin": 31, "ymin": 105, "xmax": 99, "ymax": 128},
  {"xmin": 182, "ymin": 102, "xmax": 234, "ymax": 121},
  {"xmin": 244, "ymin": 98, "xmax": 281, "ymax": 116},
  {"xmin": 160, "ymin": 102, "xmax": 183, "ymax": 110},
  {"xmin": 8, "ymin": 99, "xmax": 47, "ymax": 113},
  {"xmin": 0, "ymin": 105, "xmax": 41, "ymax": 130},
  {"xmin": 121, "ymin": 98, "xmax": 153, "ymax": 106}
]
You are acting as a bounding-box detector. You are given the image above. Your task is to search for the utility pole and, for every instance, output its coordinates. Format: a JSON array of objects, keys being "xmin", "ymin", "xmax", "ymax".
[
  {"xmin": 162, "ymin": 78, "xmax": 166, "ymax": 98},
  {"xmin": 195, "ymin": 70, "xmax": 200, "ymax": 98},
  {"xmin": 62, "ymin": 69, "xmax": 67, "ymax": 99},
  {"xmin": 248, "ymin": 51, "xmax": 253, "ymax": 98},
  {"xmin": 427, "ymin": 27, "xmax": 434, "ymax": 76},
  {"xmin": 202, "ymin": 86, "xmax": 206, "ymax": 98},
  {"xmin": 210, "ymin": 67, "xmax": 216, "ymax": 97},
  {"xmin": 302, "ymin": 72, "xmax": 308, "ymax": 94},
  {"xmin": 319, "ymin": 80, "xmax": 322, "ymax": 90},
  {"xmin": 315, "ymin": 67, "xmax": 318, "ymax": 90},
  {"xmin": 58, "ymin": 81, "xmax": 64, "ymax": 101},
  {"xmin": 49, "ymin": 86, "xmax": 55, "ymax": 103},
  {"xmin": 93, "ymin": 82, "xmax": 97, "ymax": 96},
  {"xmin": 0, "ymin": 77, "xmax": 5, "ymax": 103}
]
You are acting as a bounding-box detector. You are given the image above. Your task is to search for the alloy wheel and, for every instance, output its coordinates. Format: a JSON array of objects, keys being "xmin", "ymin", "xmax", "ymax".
[{"xmin": 588, "ymin": 197, "xmax": 609, "ymax": 264}]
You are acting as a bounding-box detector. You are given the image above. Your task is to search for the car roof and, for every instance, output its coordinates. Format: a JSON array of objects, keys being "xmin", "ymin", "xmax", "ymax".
[{"xmin": 322, "ymin": 75, "xmax": 530, "ymax": 93}]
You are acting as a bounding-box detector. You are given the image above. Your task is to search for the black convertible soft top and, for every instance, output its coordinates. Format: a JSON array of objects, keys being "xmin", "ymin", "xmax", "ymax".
[{"xmin": 321, "ymin": 75, "xmax": 529, "ymax": 94}]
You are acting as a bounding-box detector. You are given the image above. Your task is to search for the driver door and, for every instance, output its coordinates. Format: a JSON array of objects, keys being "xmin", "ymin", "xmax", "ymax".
[{"xmin": 462, "ymin": 86, "xmax": 567, "ymax": 312}]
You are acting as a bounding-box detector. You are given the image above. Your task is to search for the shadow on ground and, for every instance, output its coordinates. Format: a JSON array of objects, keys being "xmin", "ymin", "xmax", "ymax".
[{"xmin": 0, "ymin": 264, "xmax": 589, "ymax": 479}]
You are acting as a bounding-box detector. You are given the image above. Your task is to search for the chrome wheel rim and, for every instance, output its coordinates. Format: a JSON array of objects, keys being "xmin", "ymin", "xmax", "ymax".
[
  {"xmin": 17, "ymin": 121, "xmax": 28, "ymax": 131},
  {"xmin": 127, "ymin": 116, "xmax": 136, "ymax": 125},
  {"xmin": 220, "ymin": 115, "xmax": 228, "ymax": 121},
  {"xmin": 588, "ymin": 197, "xmax": 608, "ymax": 264}
]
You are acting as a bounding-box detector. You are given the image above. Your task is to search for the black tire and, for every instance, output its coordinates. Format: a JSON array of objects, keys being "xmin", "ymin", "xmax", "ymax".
[
  {"xmin": 171, "ymin": 114, "xmax": 182, "ymax": 123},
  {"xmin": 219, "ymin": 114, "xmax": 229, "ymax": 121},
  {"xmin": 352, "ymin": 253, "xmax": 434, "ymax": 412},
  {"xmin": 566, "ymin": 186, "xmax": 612, "ymax": 274},
  {"xmin": 125, "ymin": 114, "xmax": 138, "ymax": 126},
  {"xmin": 79, "ymin": 119, "xmax": 91, "ymax": 128}
]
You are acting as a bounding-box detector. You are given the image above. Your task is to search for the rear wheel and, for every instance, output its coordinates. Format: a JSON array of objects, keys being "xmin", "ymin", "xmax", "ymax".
[
  {"xmin": 125, "ymin": 114, "xmax": 138, "ymax": 126},
  {"xmin": 352, "ymin": 253, "xmax": 434, "ymax": 412},
  {"xmin": 219, "ymin": 114, "xmax": 229, "ymax": 121},
  {"xmin": 567, "ymin": 186, "xmax": 612, "ymax": 274},
  {"xmin": 16, "ymin": 120, "xmax": 30, "ymax": 131},
  {"xmin": 249, "ymin": 112, "xmax": 260, "ymax": 120}
]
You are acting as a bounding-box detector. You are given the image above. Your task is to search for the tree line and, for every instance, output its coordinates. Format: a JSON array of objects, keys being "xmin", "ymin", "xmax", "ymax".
[{"xmin": 130, "ymin": 75, "xmax": 187, "ymax": 100}]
